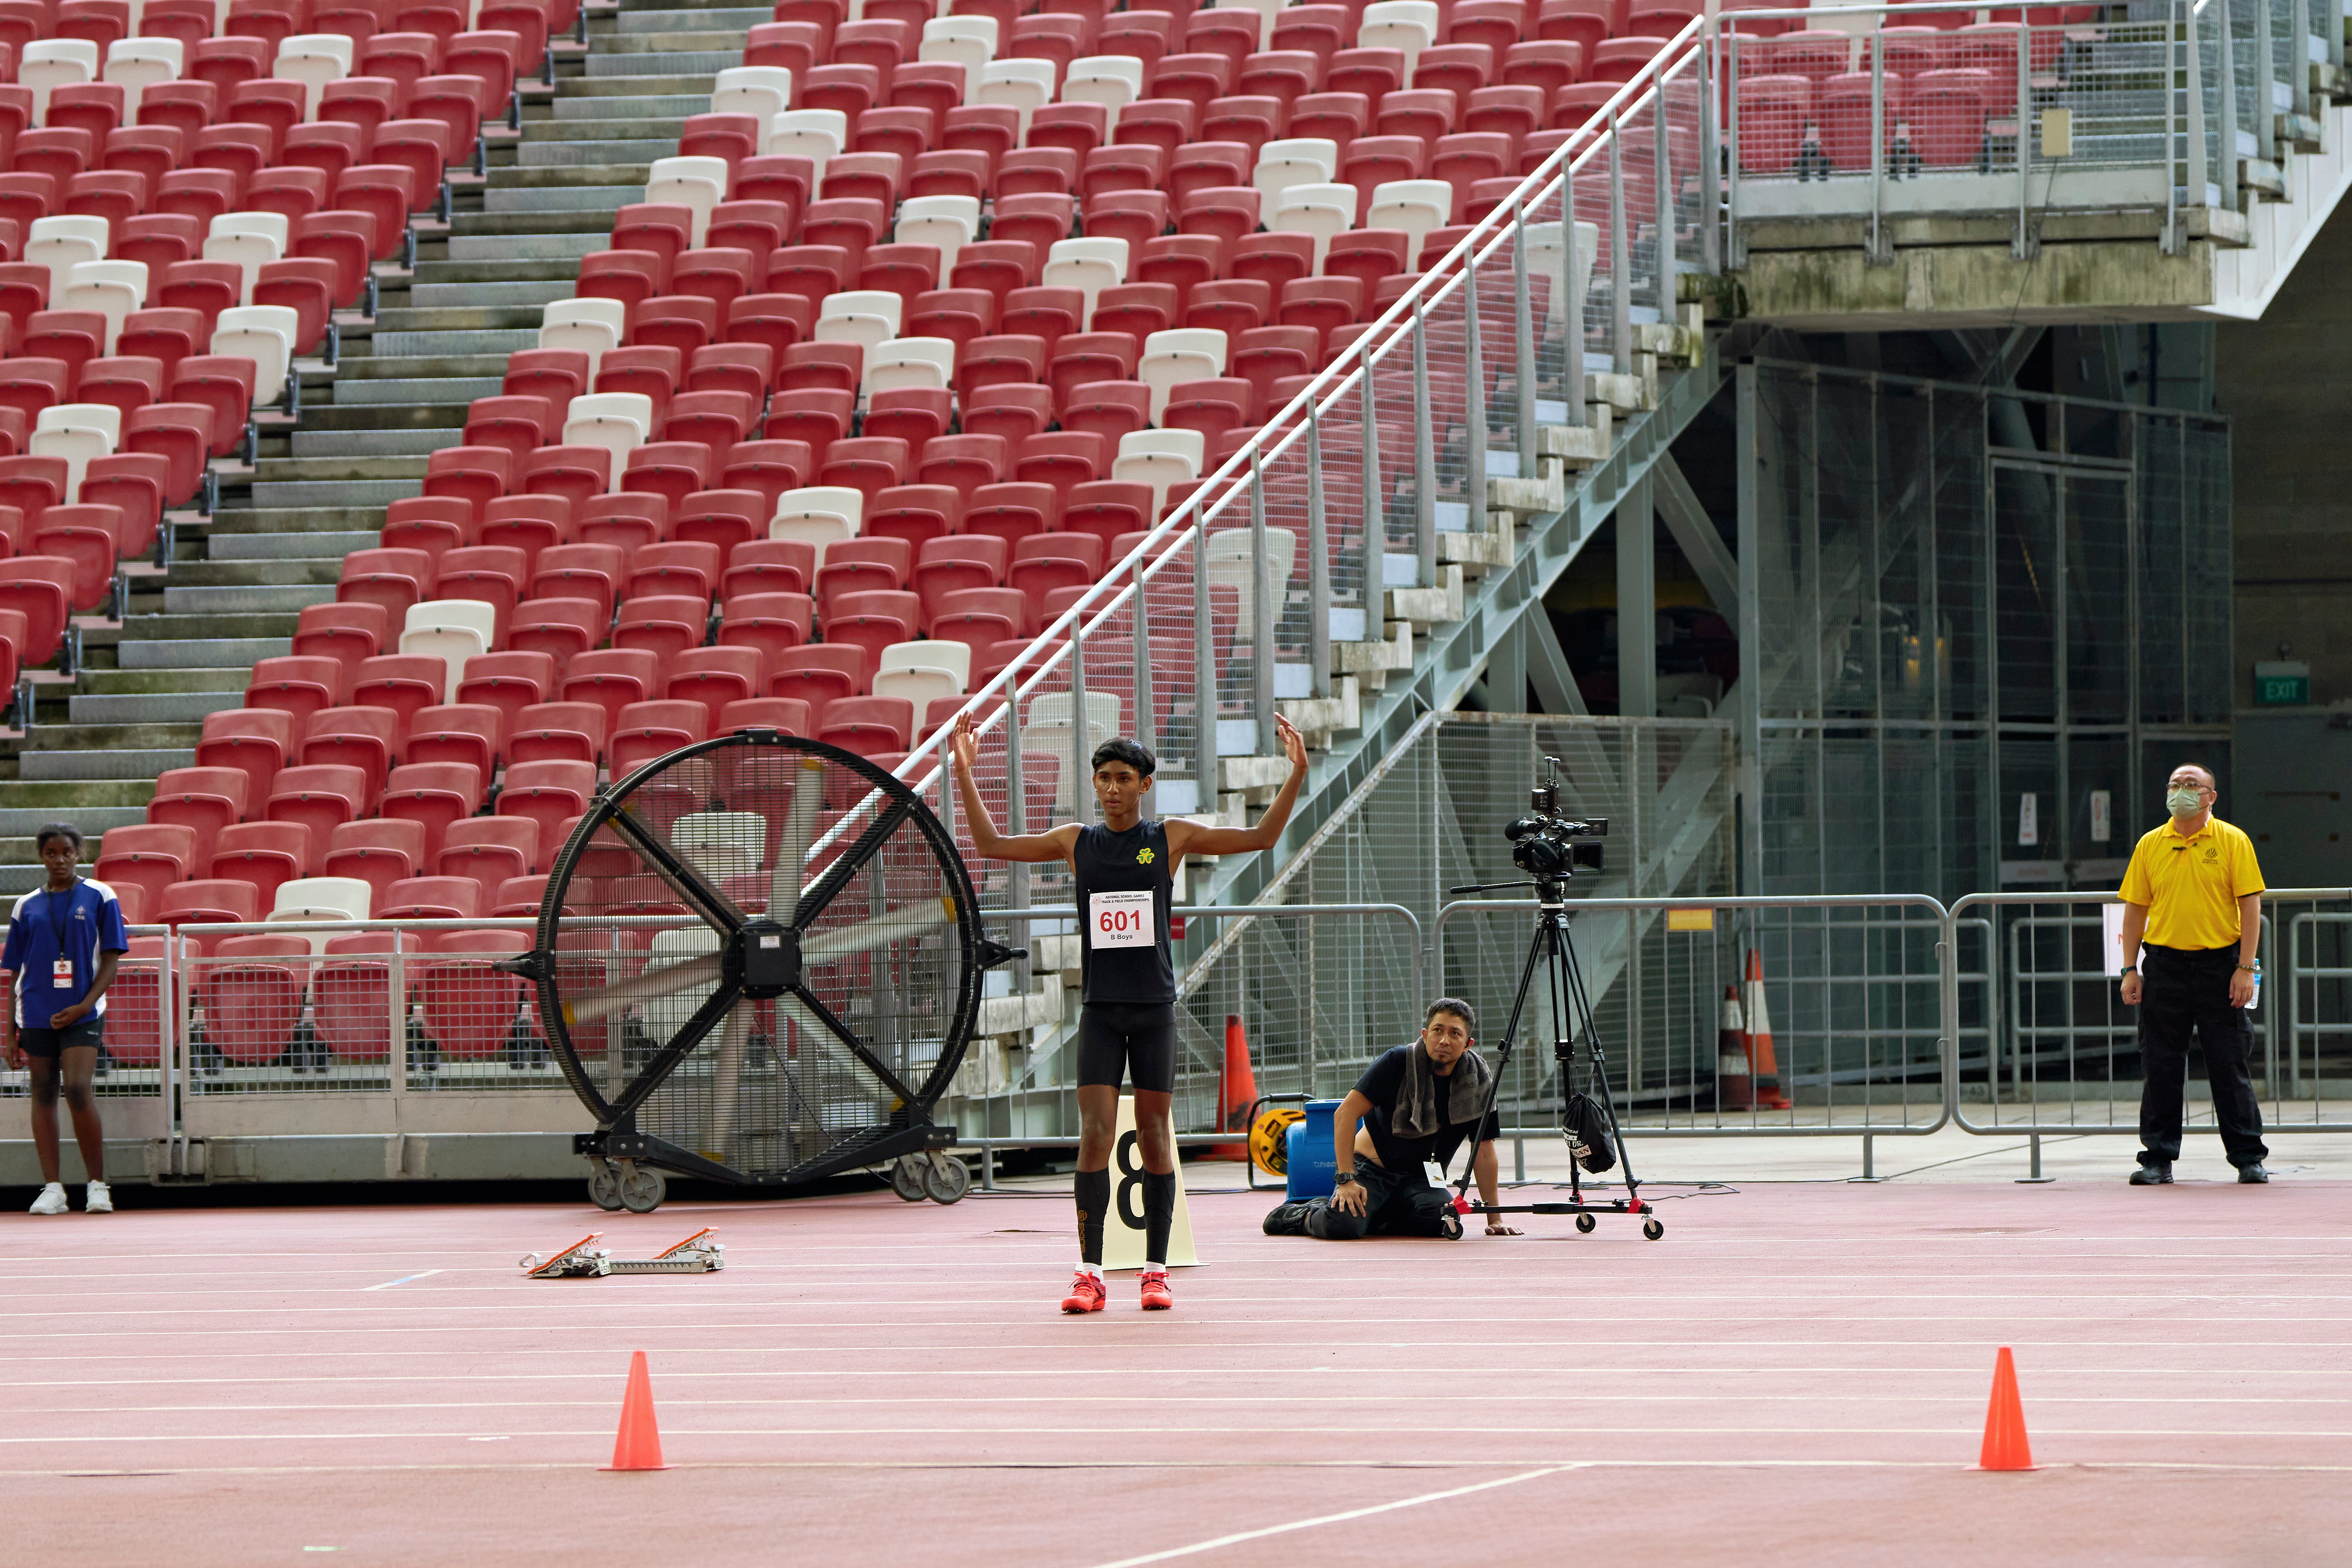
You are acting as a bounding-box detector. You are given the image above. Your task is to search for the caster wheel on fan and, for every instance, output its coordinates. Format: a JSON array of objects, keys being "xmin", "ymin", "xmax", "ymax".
[
  {"xmin": 587, "ymin": 1161, "xmax": 623, "ymax": 1212},
  {"xmin": 1642, "ymin": 1216, "xmax": 1665, "ymax": 1240},
  {"xmin": 1574, "ymin": 1211, "xmax": 1597, "ymax": 1234},
  {"xmin": 618, "ymin": 1165, "xmax": 666, "ymax": 1214},
  {"xmin": 891, "ymin": 1155, "xmax": 929, "ymax": 1201},
  {"xmin": 922, "ymin": 1153, "xmax": 970, "ymax": 1204}
]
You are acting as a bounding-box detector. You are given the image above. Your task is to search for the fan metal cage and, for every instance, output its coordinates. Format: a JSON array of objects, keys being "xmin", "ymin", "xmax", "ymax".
[{"xmin": 526, "ymin": 732, "xmax": 990, "ymax": 1190}]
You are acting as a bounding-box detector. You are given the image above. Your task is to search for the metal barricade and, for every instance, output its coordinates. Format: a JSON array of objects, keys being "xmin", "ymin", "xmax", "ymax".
[
  {"xmin": 945, "ymin": 903, "xmax": 1424, "ymax": 1145},
  {"xmin": 1953, "ymin": 889, "xmax": 2352, "ymax": 1141},
  {"xmin": 0, "ymin": 934, "xmax": 173, "ymax": 1152},
  {"xmin": 1436, "ymin": 893, "xmax": 1954, "ymax": 1139}
]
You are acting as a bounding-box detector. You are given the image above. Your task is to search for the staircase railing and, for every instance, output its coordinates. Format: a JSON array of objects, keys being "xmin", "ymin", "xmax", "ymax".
[{"xmin": 890, "ymin": 18, "xmax": 1716, "ymax": 892}]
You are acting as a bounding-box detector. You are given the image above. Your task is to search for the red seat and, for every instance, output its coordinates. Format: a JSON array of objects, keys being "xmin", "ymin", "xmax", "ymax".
[
  {"xmin": 559, "ymin": 646, "xmax": 662, "ymax": 737},
  {"xmin": 608, "ymin": 698, "xmax": 709, "ymax": 776},
  {"xmin": 664, "ymin": 644, "xmax": 764, "ymax": 728},
  {"xmin": 263, "ymin": 763, "xmax": 370, "ymax": 861},
  {"xmin": 438, "ymin": 815, "xmax": 540, "ymax": 902},
  {"xmin": 405, "ymin": 702, "xmax": 505, "ymax": 778},
  {"xmin": 505, "ymin": 700, "xmax": 606, "ymax": 767},
  {"xmin": 715, "ymin": 590, "xmax": 815, "ymax": 687},
  {"xmin": 209, "ymin": 819, "xmax": 312, "ymax": 909},
  {"xmin": 248, "ymin": 653, "xmax": 350, "ymax": 721},
  {"xmin": 769, "ymin": 643, "xmax": 866, "ymax": 709},
  {"xmin": 452, "ymin": 649, "xmax": 556, "ymax": 740},
  {"xmin": 300, "ymin": 705, "xmax": 402, "ymax": 809},
  {"xmin": 417, "ymin": 935, "xmax": 529, "ymax": 1060},
  {"xmin": 716, "ymin": 695, "xmax": 814, "ymax": 736},
  {"xmin": 380, "ymin": 759, "xmax": 487, "ymax": 861}
]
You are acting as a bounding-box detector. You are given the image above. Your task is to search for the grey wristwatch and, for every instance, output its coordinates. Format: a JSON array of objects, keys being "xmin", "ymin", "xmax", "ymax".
[{"xmin": 1334, "ymin": 1171, "xmax": 1358, "ymax": 1185}]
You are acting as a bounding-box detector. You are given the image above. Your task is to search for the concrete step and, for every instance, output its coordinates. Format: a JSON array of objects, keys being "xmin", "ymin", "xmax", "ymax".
[
  {"xmin": 289, "ymin": 427, "xmax": 457, "ymax": 457},
  {"xmin": 11, "ymin": 721, "xmax": 203, "ymax": 750},
  {"xmin": 486, "ymin": 183, "xmax": 648, "ymax": 213},
  {"xmin": 614, "ymin": 7, "xmax": 763, "ymax": 29},
  {"xmin": 374, "ymin": 306, "xmax": 546, "ymax": 333},
  {"xmin": 66, "ymin": 691, "xmax": 244, "ymax": 725},
  {"xmin": 169, "ymin": 561, "xmax": 341, "ymax": 589},
  {"xmin": 117, "ymin": 637, "xmax": 292, "ymax": 668},
  {"xmin": 552, "ymin": 94, "xmax": 706, "ymax": 119},
  {"xmin": 326, "ymin": 380, "xmax": 500, "ymax": 411},
  {"xmin": 19, "ymin": 748, "xmax": 194, "ymax": 781},
  {"xmin": 79, "ymin": 666, "xmax": 258, "ymax": 695},
  {"xmin": 249, "ymin": 480, "xmax": 421, "ymax": 509},
  {"xmin": 0, "ymin": 779, "xmax": 155, "ymax": 808},
  {"xmin": 207, "ymin": 532, "xmax": 379, "ymax": 562},
  {"xmin": 339, "ymin": 353, "xmax": 512, "ymax": 379},
  {"xmin": 161, "ymin": 583, "xmax": 337, "ymax": 614},
  {"xmin": 411, "ymin": 259, "xmax": 585, "ymax": 285},
  {"xmin": 586, "ymin": 50, "xmax": 735, "ymax": 76},
  {"xmin": 202, "ymin": 509, "xmax": 380, "ymax": 535},
  {"xmin": 522, "ymin": 118, "xmax": 685, "ymax": 142},
  {"xmin": 409, "ymin": 279, "xmax": 581, "ymax": 307},
  {"xmin": 555, "ymin": 74, "xmax": 718, "ymax": 97},
  {"xmin": 0, "ymin": 806, "xmax": 148, "ymax": 835},
  {"xmin": 486, "ymin": 162, "xmax": 651, "ymax": 189},
  {"xmin": 254, "ymin": 454, "xmax": 428, "ymax": 482},
  {"xmin": 370, "ymin": 329, "xmax": 539, "ymax": 357}
]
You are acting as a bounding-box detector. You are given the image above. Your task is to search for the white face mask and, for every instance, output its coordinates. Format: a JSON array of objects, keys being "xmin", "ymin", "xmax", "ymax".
[{"xmin": 2167, "ymin": 786, "xmax": 2205, "ymax": 818}]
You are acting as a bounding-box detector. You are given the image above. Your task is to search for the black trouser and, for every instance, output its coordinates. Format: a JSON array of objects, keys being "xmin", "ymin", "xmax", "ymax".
[
  {"xmin": 2138, "ymin": 943, "xmax": 2268, "ymax": 1170},
  {"xmin": 1266, "ymin": 1158, "xmax": 1462, "ymax": 1240}
]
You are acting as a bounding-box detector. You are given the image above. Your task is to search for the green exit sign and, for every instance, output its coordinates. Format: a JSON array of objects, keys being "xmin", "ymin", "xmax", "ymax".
[{"xmin": 2255, "ymin": 660, "xmax": 2310, "ymax": 705}]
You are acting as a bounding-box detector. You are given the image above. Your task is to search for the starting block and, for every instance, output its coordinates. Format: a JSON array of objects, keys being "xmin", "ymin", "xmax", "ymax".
[{"xmin": 520, "ymin": 1229, "xmax": 724, "ymax": 1279}]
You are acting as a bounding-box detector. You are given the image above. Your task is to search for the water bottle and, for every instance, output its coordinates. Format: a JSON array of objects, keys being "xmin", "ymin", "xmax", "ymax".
[{"xmin": 2248, "ymin": 960, "xmax": 2262, "ymax": 1013}]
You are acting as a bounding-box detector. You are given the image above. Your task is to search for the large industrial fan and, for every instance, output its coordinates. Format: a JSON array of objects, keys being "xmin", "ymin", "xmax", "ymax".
[{"xmin": 505, "ymin": 733, "xmax": 1015, "ymax": 1214}]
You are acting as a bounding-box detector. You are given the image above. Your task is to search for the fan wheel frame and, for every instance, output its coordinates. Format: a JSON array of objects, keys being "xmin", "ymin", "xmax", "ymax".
[{"xmin": 525, "ymin": 732, "xmax": 990, "ymax": 1186}]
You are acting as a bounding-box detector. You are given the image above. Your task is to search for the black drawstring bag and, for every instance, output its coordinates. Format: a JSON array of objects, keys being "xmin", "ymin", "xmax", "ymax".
[{"xmin": 1563, "ymin": 1093, "xmax": 1616, "ymax": 1173}]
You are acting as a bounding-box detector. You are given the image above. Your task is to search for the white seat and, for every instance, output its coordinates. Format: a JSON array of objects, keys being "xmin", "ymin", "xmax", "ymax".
[
  {"xmin": 268, "ymin": 877, "xmax": 374, "ymax": 952},
  {"xmin": 1021, "ymin": 689, "xmax": 1123, "ymax": 813},
  {"xmin": 25, "ymin": 215, "xmax": 108, "ymax": 304},
  {"xmin": 61, "ymin": 259, "xmax": 147, "ymax": 354},
  {"xmin": 878, "ymin": 638, "xmax": 971, "ymax": 687},
  {"xmin": 1523, "ymin": 220, "xmax": 1602, "ymax": 339},
  {"xmin": 645, "ymin": 155, "xmax": 730, "ymax": 246},
  {"xmin": 205, "ymin": 211, "xmax": 291, "ymax": 305},
  {"xmin": 1044, "ymin": 237, "xmax": 1128, "ymax": 329},
  {"xmin": 1061, "ymin": 54, "xmax": 1144, "ymax": 114},
  {"xmin": 273, "ymin": 35, "xmax": 357, "ymax": 118},
  {"xmin": 21, "ymin": 40, "xmax": 99, "ymax": 126},
  {"xmin": 770, "ymin": 486, "xmax": 862, "ymax": 565},
  {"xmin": 1357, "ymin": 0, "xmax": 1440, "ymax": 74},
  {"xmin": 642, "ymin": 922, "xmax": 723, "ymax": 1034},
  {"xmin": 712, "ymin": 66, "xmax": 792, "ymax": 133},
  {"xmin": 540, "ymin": 296, "xmax": 627, "ymax": 378},
  {"xmin": 1368, "ymin": 179, "xmax": 1457, "ymax": 263},
  {"xmin": 31, "ymin": 404, "xmax": 117, "ymax": 501},
  {"xmin": 977, "ymin": 58, "xmax": 1056, "ymax": 136},
  {"xmin": 1138, "ymin": 328, "xmax": 1228, "ymax": 422},
  {"xmin": 102, "ymin": 39, "xmax": 184, "ymax": 119},
  {"xmin": 895, "ymin": 194, "xmax": 979, "ymax": 271},
  {"xmin": 1268, "ymin": 183, "xmax": 1359, "ymax": 270},
  {"xmin": 401, "ymin": 599, "xmax": 498, "ymax": 698},
  {"xmin": 873, "ymin": 664, "xmax": 963, "ymax": 713},
  {"xmin": 765, "ymin": 107, "xmax": 845, "ymax": 171},
  {"xmin": 814, "ymin": 288, "xmax": 903, "ymax": 352},
  {"xmin": 1214, "ymin": 0, "xmax": 1289, "ymax": 32},
  {"xmin": 864, "ymin": 336, "xmax": 955, "ymax": 396},
  {"xmin": 1113, "ymin": 429, "xmax": 1205, "ymax": 519},
  {"xmin": 213, "ymin": 304, "xmax": 299, "ymax": 407},
  {"xmin": 673, "ymin": 810, "xmax": 768, "ymax": 879},
  {"xmin": 920, "ymin": 16, "xmax": 999, "ymax": 100},
  {"xmin": 1254, "ymin": 139, "xmax": 1340, "ymax": 204},
  {"xmin": 561, "ymin": 390, "xmax": 655, "ymax": 491},
  {"xmin": 1206, "ymin": 522, "xmax": 1298, "ymax": 627}
]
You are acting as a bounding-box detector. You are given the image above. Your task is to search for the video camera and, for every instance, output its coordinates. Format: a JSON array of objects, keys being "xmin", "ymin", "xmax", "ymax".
[{"xmin": 1503, "ymin": 757, "xmax": 1607, "ymax": 881}]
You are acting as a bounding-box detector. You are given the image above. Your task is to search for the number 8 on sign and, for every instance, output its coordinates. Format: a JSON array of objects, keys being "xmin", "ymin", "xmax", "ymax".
[{"xmin": 1089, "ymin": 889, "xmax": 1154, "ymax": 950}]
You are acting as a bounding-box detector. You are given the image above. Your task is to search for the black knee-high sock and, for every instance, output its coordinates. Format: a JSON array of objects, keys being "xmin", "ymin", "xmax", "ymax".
[
  {"xmin": 1075, "ymin": 1167, "xmax": 1110, "ymax": 1267},
  {"xmin": 1142, "ymin": 1170, "xmax": 1176, "ymax": 1265}
]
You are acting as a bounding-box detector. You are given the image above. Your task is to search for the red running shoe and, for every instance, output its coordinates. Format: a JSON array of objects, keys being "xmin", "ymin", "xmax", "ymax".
[
  {"xmin": 1061, "ymin": 1269, "xmax": 1106, "ymax": 1314},
  {"xmin": 1139, "ymin": 1268, "xmax": 1173, "ymax": 1311}
]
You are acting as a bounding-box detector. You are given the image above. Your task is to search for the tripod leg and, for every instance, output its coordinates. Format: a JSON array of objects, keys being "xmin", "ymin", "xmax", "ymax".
[
  {"xmin": 1547, "ymin": 919, "xmax": 1583, "ymax": 1207},
  {"xmin": 1559, "ymin": 920, "xmax": 1641, "ymax": 1196},
  {"xmin": 1454, "ymin": 917, "xmax": 1552, "ymax": 1207}
]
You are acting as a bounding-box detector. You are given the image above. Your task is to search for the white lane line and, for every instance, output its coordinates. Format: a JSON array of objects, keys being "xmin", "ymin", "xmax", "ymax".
[
  {"xmin": 359, "ymin": 1272, "xmax": 444, "ymax": 1293},
  {"xmin": 1086, "ymin": 1467, "xmax": 1583, "ymax": 1567},
  {"xmin": 8, "ymin": 1425, "xmax": 2352, "ymax": 1444}
]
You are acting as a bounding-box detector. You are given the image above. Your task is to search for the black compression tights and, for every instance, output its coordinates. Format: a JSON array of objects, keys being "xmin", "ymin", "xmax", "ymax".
[
  {"xmin": 1076, "ymin": 1168, "xmax": 1110, "ymax": 1266},
  {"xmin": 1141, "ymin": 1170, "xmax": 1175, "ymax": 1265}
]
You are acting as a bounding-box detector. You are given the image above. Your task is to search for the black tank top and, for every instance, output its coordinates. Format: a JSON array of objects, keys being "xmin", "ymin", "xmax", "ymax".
[{"xmin": 1071, "ymin": 819, "xmax": 1175, "ymax": 1004}]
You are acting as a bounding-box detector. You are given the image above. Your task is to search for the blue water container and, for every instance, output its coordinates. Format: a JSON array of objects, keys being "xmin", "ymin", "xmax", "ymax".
[{"xmin": 1285, "ymin": 1099, "xmax": 1343, "ymax": 1200}]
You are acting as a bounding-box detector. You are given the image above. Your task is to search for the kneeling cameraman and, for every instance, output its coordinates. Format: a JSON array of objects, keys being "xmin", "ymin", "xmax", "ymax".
[{"xmin": 1264, "ymin": 998, "xmax": 1520, "ymax": 1240}]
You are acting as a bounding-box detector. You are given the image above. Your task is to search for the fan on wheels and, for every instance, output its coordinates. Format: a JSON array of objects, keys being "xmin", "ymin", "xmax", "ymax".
[{"xmin": 505, "ymin": 732, "xmax": 1016, "ymax": 1212}]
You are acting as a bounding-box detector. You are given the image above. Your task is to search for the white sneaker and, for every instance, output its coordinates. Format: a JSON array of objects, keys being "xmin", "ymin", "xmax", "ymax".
[
  {"xmin": 28, "ymin": 1183, "xmax": 67, "ymax": 1215},
  {"xmin": 84, "ymin": 1181, "xmax": 111, "ymax": 1214}
]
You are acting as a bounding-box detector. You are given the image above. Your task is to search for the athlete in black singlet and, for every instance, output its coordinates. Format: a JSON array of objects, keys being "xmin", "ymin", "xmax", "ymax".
[{"xmin": 951, "ymin": 708, "xmax": 1308, "ymax": 1313}]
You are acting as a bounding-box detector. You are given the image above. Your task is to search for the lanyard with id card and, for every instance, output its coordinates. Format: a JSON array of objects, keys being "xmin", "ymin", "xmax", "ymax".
[{"xmin": 48, "ymin": 889, "xmax": 77, "ymax": 990}]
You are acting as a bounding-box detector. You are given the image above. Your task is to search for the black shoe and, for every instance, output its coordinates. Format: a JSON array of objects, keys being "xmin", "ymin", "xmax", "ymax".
[
  {"xmin": 2129, "ymin": 1162, "xmax": 2173, "ymax": 1185},
  {"xmin": 1262, "ymin": 1201, "xmax": 1316, "ymax": 1237},
  {"xmin": 2238, "ymin": 1163, "xmax": 2270, "ymax": 1184}
]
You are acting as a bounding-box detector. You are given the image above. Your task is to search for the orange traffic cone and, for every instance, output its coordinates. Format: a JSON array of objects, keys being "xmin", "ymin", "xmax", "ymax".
[
  {"xmin": 1716, "ymin": 984, "xmax": 1752, "ymax": 1111},
  {"xmin": 1742, "ymin": 949, "xmax": 1792, "ymax": 1110},
  {"xmin": 1213, "ymin": 1014, "xmax": 1257, "ymax": 1159},
  {"xmin": 604, "ymin": 1350, "xmax": 666, "ymax": 1472},
  {"xmin": 1978, "ymin": 1346, "xmax": 2034, "ymax": 1470}
]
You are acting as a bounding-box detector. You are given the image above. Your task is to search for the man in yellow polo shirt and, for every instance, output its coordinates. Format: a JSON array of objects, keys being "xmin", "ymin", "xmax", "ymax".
[{"xmin": 2115, "ymin": 764, "xmax": 2269, "ymax": 1186}]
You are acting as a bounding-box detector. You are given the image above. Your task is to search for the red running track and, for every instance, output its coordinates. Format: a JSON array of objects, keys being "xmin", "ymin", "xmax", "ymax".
[{"xmin": 2, "ymin": 1175, "xmax": 2349, "ymax": 1566}]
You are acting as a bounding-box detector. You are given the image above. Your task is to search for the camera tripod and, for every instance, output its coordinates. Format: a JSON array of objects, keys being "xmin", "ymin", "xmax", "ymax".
[{"xmin": 1447, "ymin": 873, "xmax": 1663, "ymax": 1240}]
